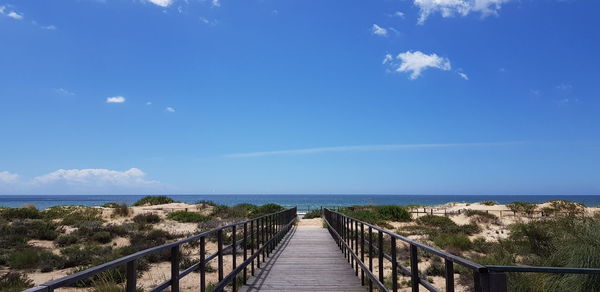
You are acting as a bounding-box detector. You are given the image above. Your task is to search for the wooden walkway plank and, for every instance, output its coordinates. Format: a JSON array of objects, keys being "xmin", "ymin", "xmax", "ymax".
[{"xmin": 241, "ymin": 226, "xmax": 365, "ymax": 292}]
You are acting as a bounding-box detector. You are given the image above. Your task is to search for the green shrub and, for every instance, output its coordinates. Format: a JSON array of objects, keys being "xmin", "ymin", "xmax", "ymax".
[
  {"xmin": 341, "ymin": 209, "xmax": 384, "ymax": 226},
  {"xmin": 431, "ymin": 233, "xmax": 472, "ymax": 251},
  {"xmin": 375, "ymin": 205, "xmax": 411, "ymax": 222},
  {"xmin": 424, "ymin": 258, "xmax": 446, "ymax": 276},
  {"xmin": 133, "ymin": 213, "xmax": 161, "ymax": 224},
  {"xmin": 480, "ymin": 200, "xmax": 498, "ymax": 206},
  {"xmin": 0, "ymin": 207, "xmax": 41, "ymax": 220},
  {"xmin": 7, "ymin": 248, "xmax": 63, "ymax": 270},
  {"xmin": 167, "ymin": 211, "xmax": 210, "ymax": 223},
  {"xmin": 249, "ymin": 204, "xmax": 285, "ymax": 218},
  {"xmin": 507, "ymin": 201, "xmax": 537, "ymax": 215},
  {"xmin": 10, "ymin": 219, "xmax": 59, "ymax": 240},
  {"xmin": 541, "ymin": 200, "xmax": 586, "ymax": 216},
  {"xmin": 303, "ymin": 209, "xmax": 323, "ymax": 219},
  {"xmin": 61, "ymin": 207, "xmax": 103, "ymax": 226},
  {"xmin": 196, "ymin": 200, "xmax": 218, "ymax": 206},
  {"xmin": 92, "ymin": 231, "xmax": 114, "ymax": 244},
  {"xmin": 111, "ymin": 204, "xmax": 130, "ymax": 217},
  {"xmin": 464, "ymin": 210, "xmax": 500, "ymax": 224},
  {"xmin": 55, "ymin": 234, "xmax": 79, "ymax": 247},
  {"xmin": 133, "ymin": 196, "xmax": 176, "ymax": 206},
  {"xmin": 0, "ymin": 272, "xmax": 34, "ymax": 292},
  {"xmin": 211, "ymin": 204, "xmax": 255, "ymax": 219}
]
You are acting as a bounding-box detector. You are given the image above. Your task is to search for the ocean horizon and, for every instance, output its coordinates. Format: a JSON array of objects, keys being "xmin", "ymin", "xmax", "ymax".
[{"xmin": 1, "ymin": 194, "xmax": 600, "ymax": 210}]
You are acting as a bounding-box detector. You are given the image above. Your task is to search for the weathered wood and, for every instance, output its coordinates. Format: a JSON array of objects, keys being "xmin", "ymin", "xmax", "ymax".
[{"xmin": 241, "ymin": 226, "xmax": 364, "ymax": 292}]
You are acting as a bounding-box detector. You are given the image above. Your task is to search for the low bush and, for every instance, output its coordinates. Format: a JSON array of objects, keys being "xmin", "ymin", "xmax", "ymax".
[
  {"xmin": 303, "ymin": 209, "xmax": 322, "ymax": 219},
  {"xmin": 0, "ymin": 272, "xmax": 35, "ymax": 292},
  {"xmin": 541, "ymin": 200, "xmax": 586, "ymax": 216},
  {"xmin": 61, "ymin": 207, "xmax": 103, "ymax": 226},
  {"xmin": 480, "ymin": 200, "xmax": 498, "ymax": 206},
  {"xmin": 133, "ymin": 213, "xmax": 161, "ymax": 224},
  {"xmin": 431, "ymin": 233, "xmax": 472, "ymax": 251},
  {"xmin": 6, "ymin": 248, "xmax": 63, "ymax": 271},
  {"xmin": 375, "ymin": 205, "xmax": 411, "ymax": 222},
  {"xmin": 111, "ymin": 203, "xmax": 131, "ymax": 217},
  {"xmin": 424, "ymin": 258, "xmax": 446, "ymax": 276},
  {"xmin": 507, "ymin": 201, "xmax": 537, "ymax": 215},
  {"xmin": 249, "ymin": 204, "xmax": 284, "ymax": 218},
  {"xmin": 10, "ymin": 219, "xmax": 59, "ymax": 240},
  {"xmin": 167, "ymin": 211, "xmax": 210, "ymax": 223},
  {"xmin": 464, "ymin": 210, "xmax": 500, "ymax": 224},
  {"xmin": 133, "ymin": 196, "xmax": 175, "ymax": 206},
  {"xmin": 1, "ymin": 207, "xmax": 42, "ymax": 220},
  {"xmin": 211, "ymin": 204, "xmax": 255, "ymax": 219},
  {"xmin": 55, "ymin": 234, "xmax": 79, "ymax": 247},
  {"xmin": 92, "ymin": 231, "xmax": 114, "ymax": 244}
]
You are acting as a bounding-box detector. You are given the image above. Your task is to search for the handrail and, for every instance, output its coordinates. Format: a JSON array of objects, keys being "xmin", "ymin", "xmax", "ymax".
[
  {"xmin": 24, "ymin": 207, "xmax": 297, "ymax": 292},
  {"xmin": 324, "ymin": 208, "xmax": 600, "ymax": 292}
]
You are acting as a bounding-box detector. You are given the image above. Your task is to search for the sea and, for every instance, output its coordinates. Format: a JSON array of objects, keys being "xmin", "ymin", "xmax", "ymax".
[{"xmin": 1, "ymin": 194, "xmax": 600, "ymax": 211}]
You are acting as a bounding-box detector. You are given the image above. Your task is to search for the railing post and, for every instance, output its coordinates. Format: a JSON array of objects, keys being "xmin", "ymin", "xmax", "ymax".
[
  {"xmin": 171, "ymin": 246, "xmax": 180, "ymax": 292},
  {"xmin": 126, "ymin": 260, "xmax": 137, "ymax": 292},
  {"xmin": 217, "ymin": 229, "xmax": 224, "ymax": 282},
  {"xmin": 475, "ymin": 270, "xmax": 507, "ymax": 292},
  {"xmin": 200, "ymin": 237, "xmax": 206, "ymax": 292},
  {"xmin": 445, "ymin": 259, "xmax": 454, "ymax": 292},
  {"xmin": 360, "ymin": 222, "xmax": 365, "ymax": 286},
  {"xmin": 251, "ymin": 220, "xmax": 256, "ymax": 272},
  {"xmin": 391, "ymin": 237, "xmax": 398, "ymax": 292},
  {"xmin": 378, "ymin": 230, "xmax": 384, "ymax": 284},
  {"xmin": 243, "ymin": 222, "xmax": 248, "ymax": 284},
  {"xmin": 410, "ymin": 244, "xmax": 419, "ymax": 292},
  {"xmin": 350, "ymin": 218, "xmax": 355, "ymax": 268},
  {"xmin": 354, "ymin": 220, "xmax": 358, "ymax": 276},
  {"xmin": 261, "ymin": 217, "xmax": 266, "ymax": 262},
  {"xmin": 368, "ymin": 226, "xmax": 373, "ymax": 292},
  {"xmin": 232, "ymin": 225, "xmax": 237, "ymax": 291}
]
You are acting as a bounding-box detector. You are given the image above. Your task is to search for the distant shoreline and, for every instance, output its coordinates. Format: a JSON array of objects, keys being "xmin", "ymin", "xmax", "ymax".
[{"xmin": 1, "ymin": 194, "xmax": 600, "ymax": 210}]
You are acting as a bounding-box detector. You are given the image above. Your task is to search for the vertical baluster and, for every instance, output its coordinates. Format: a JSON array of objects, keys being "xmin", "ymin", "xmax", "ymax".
[
  {"xmin": 171, "ymin": 246, "xmax": 180, "ymax": 292},
  {"xmin": 354, "ymin": 220, "xmax": 358, "ymax": 276},
  {"xmin": 360, "ymin": 222, "xmax": 365, "ymax": 286},
  {"xmin": 252, "ymin": 219, "xmax": 258, "ymax": 270},
  {"xmin": 217, "ymin": 229, "xmax": 224, "ymax": 282},
  {"xmin": 345, "ymin": 217, "xmax": 350, "ymax": 262},
  {"xmin": 445, "ymin": 259, "xmax": 454, "ymax": 292},
  {"xmin": 391, "ymin": 237, "xmax": 398, "ymax": 292},
  {"xmin": 350, "ymin": 218, "xmax": 354, "ymax": 266},
  {"xmin": 200, "ymin": 237, "xmax": 206, "ymax": 292},
  {"xmin": 243, "ymin": 222, "xmax": 248, "ymax": 284},
  {"xmin": 126, "ymin": 260, "xmax": 137, "ymax": 292},
  {"xmin": 410, "ymin": 244, "xmax": 419, "ymax": 292},
  {"xmin": 368, "ymin": 226, "xmax": 373, "ymax": 292},
  {"xmin": 232, "ymin": 225, "xmax": 237, "ymax": 291},
  {"xmin": 378, "ymin": 230, "xmax": 384, "ymax": 284}
]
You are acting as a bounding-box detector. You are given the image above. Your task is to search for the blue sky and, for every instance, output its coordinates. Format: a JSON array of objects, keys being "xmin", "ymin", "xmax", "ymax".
[{"xmin": 0, "ymin": 0, "xmax": 599, "ymax": 195}]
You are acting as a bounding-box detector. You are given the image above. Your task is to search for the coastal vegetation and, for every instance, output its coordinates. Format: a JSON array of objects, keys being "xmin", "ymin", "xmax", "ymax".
[{"xmin": 0, "ymin": 196, "xmax": 286, "ymax": 291}]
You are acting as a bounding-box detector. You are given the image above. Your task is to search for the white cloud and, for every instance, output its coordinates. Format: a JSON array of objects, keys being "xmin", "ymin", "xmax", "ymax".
[
  {"xmin": 225, "ymin": 142, "xmax": 524, "ymax": 158},
  {"xmin": 7, "ymin": 11, "xmax": 23, "ymax": 20},
  {"xmin": 393, "ymin": 11, "xmax": 405, "ymax": 18},
  {"xmin": 212, "ymin": 0, "xmax": 221, "ymax": 7},
  {"xmin": 0, "ymin": 171, "xmax": 19, "ymax": 184},
  {"xmin": 34, "ymin": 168, "xmax": 157, "ymax": 187},
  {"xmin": 414, "ymin": 0, "xmax": 511, "ymax": 24},
  {"xmin": 372, "ymin": 24, "xmax": 388, "ymax": 36},
  {"xmin": 55, "ymin": 88, "xmax": 75, "ymax": 96},
  {"xmin": 147, "ymin": 0, "xmax": 174, "ymax": 7},
  {"xmin": 0, "ymin": 6, "xmax": 5, "ymax": 14},
  {"xmin": 458, "ymin": 72, "xmax": 469, "ymax": 80},
  {"xmin": 382, "ymin": 54, "xmax": 393, "ymax": 64},
  {"xmin": 106, "ymin": 96, "xmax": 126, "ymax": 103},
  {"xmin": 166, "ymin": 107, "xmax": 176, "ymax": 112},
  {"xmin": 146, "ymin": 101, "xmax": 153, "ymax": 106},
  {"xmin": 41, "ymin": 25, "xmax": 57, "ymax": 30},
  {"xmin": 385, "ymin": 51, "xmax": 451, "ymax": 80}
]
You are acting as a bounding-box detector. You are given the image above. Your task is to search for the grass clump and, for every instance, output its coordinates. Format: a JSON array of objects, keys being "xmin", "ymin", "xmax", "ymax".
[
  {"xmin": 303, "ymin": 209, "xmax": 322, "ymax": 219},
  {"xmin": 133, "ymin": 213, "xmax": 161, "ymax": 224},
  {"xmin": 61, "ymin": 207, "xmax": 104, "ymax": 226},
  {"xmin": 0, "ymin": 272, "xmax": 34, "ymax": 292},
  {"xmin": 6, "ymin": 247, "xmax": 64, "ymax": 271},
  {"xmin": 417, "ymin": 215, "xmax": 456, "ymax": 229},
  {"xmin": 480, "ymin": 200, "xmax": 498, "ymax": 206},
  {"xmin": 0, "ymin": 207, "xmax": 41, "ymax": 220},
  {"xmin": 431, "ymin": 233, "xmax": 472, "ymax": 251},
  {"xmin": 375, "ymin": 205, "xmax": 411, "ymax": 222},
  {"xmin": 464, "ymin": 210, "xmax": 500, "ymax": 224},
  {"xmin": 507, "ymin": 201, "xmax": 537, "ymax": 215},
  {"xmin": 167, "ymin": 211, "xmax": 210, "ymax": 223},
  {"xmin": 211, "ymin": 204, "xmax": 256, "ymax": 219},
  {"xmin": 133, "ymin": 196, "xmax": 176, "ymax": 206},
  {"xmin": 541, "ymin": 200, "xmax": 586, "ymax": 216},
  {"xmin": 249, "ymin": 203, "xmax": 284, "ymax": 218}
]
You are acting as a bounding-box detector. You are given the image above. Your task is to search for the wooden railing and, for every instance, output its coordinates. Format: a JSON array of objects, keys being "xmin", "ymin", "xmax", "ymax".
[
  {"xmin": 323, "ymin": 208, "xmax": 600, "ymax": 292},
  {"xmin": 24, "ymin": 207, "xmax": 297, "ymax": 292}
]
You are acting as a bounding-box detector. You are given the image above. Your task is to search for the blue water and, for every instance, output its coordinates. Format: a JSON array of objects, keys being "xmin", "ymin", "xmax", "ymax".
[{"xmin": 1, "ymin": 194, "xmax": 600, "ymax": 210}]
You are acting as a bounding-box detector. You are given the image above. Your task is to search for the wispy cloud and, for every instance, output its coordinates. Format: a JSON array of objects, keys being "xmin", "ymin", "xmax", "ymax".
[
  {"xmin": 371, "ymin": 24, "xmax": 388, "ymax": 36},
  {"xmin": 55, "ymin": 88, "xmax": 75, "ymax": 96},
  {"xmin": 41, "ymin": 25, "xmax": 57, "ymax": 30},
  {"xmin": 0, "ymin": 6, "xmax": 24, "ymax": 20},
  {"xmin": 147, "ymin": 0, "xmax": 175, "ymax": 7},
  {"xmin": 166, "ymin": 106, "xmax": 176, "ymax": 112},
  {"xmin": 225, "ymin": 142, "xmax": 524, "ymax": 158},
  {"xmin": 458, "ymin": 72, "xmax": 469, "ymax": 80},
  {"xmin": 414, "ymin": 0, "xmax": 511, "ymax": 24},
  {"xmin": 384, "ymin": 51, "xmax": 451, "ymax": 80},
  {"xmin": 106, "ymin": 96, "xmax": 126, "ymax": 103}
]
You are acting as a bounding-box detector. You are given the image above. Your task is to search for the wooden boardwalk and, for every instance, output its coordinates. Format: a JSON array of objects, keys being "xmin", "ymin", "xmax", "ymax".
[{"xmin": 241, "ymin": 226, "xmax": 365, "ymax": 292}]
